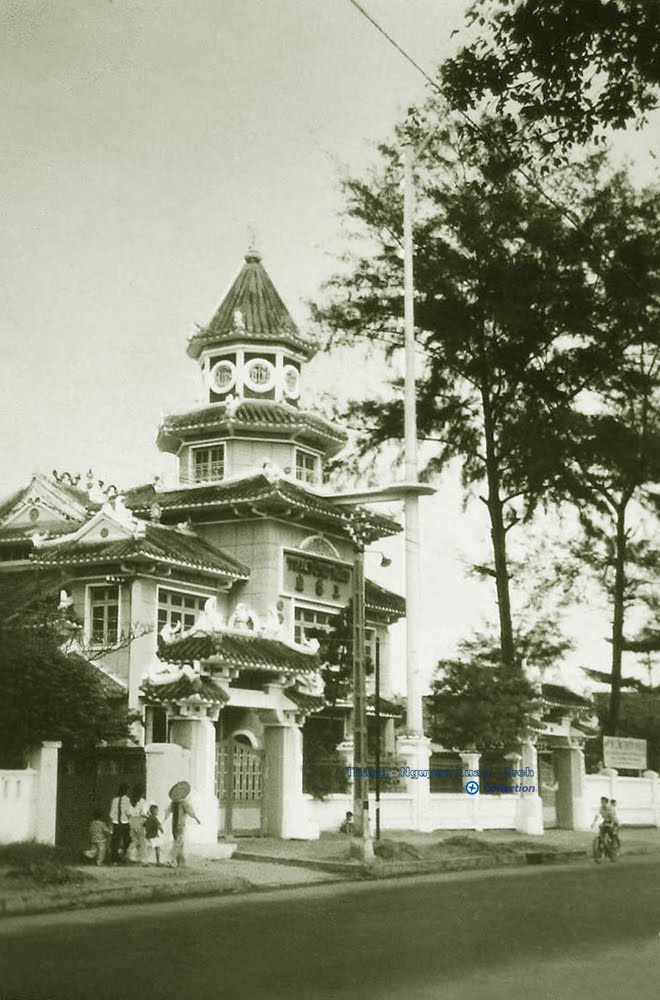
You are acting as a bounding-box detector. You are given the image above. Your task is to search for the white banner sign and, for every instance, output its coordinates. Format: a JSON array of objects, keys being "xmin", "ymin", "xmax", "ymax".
[{"xmin": 603, "ymin": 736, "xmax": 647, "ymax": 770}]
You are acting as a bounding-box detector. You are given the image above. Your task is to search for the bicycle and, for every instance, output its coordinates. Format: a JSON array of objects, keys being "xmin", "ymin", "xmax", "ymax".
[{"xmin": 592, "ymin": 825, "xmax": 620, "ymax": 863}]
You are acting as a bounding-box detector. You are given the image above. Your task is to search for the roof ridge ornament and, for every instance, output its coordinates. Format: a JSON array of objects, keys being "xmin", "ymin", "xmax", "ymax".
[{"xmin": 262, "ymin": 460, "xmax": 282, "ymax": 484}]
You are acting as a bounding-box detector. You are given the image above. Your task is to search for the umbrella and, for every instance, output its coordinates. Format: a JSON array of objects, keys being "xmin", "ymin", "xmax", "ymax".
[{"xmin": 168, "ymin": 780, "xmax": 191, "ymax": 802}]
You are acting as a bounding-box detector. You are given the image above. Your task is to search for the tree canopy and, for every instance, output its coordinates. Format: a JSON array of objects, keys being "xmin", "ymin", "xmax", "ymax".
[
  {"xmin": 0, "ymin": 573, "xmax": 131, "ymax": 766},
  {"xmin": 427, "ymin": 636, "xmax": 541, "ymax": 754},
  {"xmin": 442, "ymin": 0, "xmax": 660, "ymax": 149}
]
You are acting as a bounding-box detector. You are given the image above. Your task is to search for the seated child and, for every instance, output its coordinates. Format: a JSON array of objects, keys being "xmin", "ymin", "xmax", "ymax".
[
  {"xmin": 144, "ymin": 804, "xmax": 164, "ymax": 865},
  {"xmin": 339, "ymin": 810, "xmax": 354, "ymax": 834},
  {"xmin": 84, "ymin": 808, "xmax": 112, "ymax": 865}
]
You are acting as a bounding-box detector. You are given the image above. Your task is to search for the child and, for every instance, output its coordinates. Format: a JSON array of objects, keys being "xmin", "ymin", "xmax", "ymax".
[
  {"xmin": 84, "ymin": 808, "xmax": 112, "ymax": 866},
  {"xmin": 339, "ymin": 810, "xmax": 354, "ymax": 834},
  {"xmin": 609, "ymin": 799, "xmax": 621, "ymax": 848},
  {"xmin": 144, "ymin": 804, "xmax": 164, "ymax": 865}
]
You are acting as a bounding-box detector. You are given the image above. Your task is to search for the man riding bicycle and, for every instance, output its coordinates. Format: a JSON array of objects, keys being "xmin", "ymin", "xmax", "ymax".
[{"xmin": 592, "ymin": 796, "xmax": 616, "ymax": 845}]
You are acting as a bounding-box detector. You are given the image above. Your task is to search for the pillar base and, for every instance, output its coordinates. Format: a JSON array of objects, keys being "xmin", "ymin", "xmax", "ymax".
[
  {"xmin": 397, "ymin": 733, "xmax": 433, "ymax": 832},
  {"xmin": 515, "ymin": 741, "xmax": 543, "ymax": 836}
]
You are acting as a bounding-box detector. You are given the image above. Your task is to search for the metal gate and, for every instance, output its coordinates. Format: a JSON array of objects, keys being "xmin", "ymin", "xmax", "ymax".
[
  {"xmin": 56, "ymin": 746, "xmax": 146, "ymax": 854},
  {"xmin": 216, "ymin": 736, "xmax": 262, "ymax": 835}
]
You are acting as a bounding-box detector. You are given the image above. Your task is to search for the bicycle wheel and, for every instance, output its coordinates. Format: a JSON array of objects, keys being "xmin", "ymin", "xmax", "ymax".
[
  {"xmin": 606, "ymin": 837, "xmax": 620, "ymax": 862},
  {"xmin": 592, "ymin": 836, "xmax": 605, "ymax": 863}
]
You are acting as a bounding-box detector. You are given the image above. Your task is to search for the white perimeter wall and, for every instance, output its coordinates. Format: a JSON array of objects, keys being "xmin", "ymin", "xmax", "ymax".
[
  {"xmin": 584, "ymin": 772, "xmax": 660, "ymax": 827},
  {"xmin": 306, "ymin": 792, "xmax": 519, "ymax": 833},
  {"xmin": 0, "ymin": 770, "xmax": 37, "ymax": 843}
]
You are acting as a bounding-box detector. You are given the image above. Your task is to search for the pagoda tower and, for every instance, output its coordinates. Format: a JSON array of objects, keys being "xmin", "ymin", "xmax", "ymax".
[{"xmin": 156, "ymin": 248, "xmax": 346, "ymax": 487}]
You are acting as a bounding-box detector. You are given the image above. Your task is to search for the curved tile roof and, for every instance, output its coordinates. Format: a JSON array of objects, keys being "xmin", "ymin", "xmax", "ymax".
[
  {"xmin": 141, "ymin": 673, "xmax": 229, "ymax": 706},
  {"xmin": 158, "ymin": 629, "xmax": 319, "ymax": 674},
  {"xmin": 365, "ymin": 578, "xmax": 405, "ymax": 619},
  {"xmin": 126, "ymin": 473, "xmax": 400, "ymax": 543},
  {"xmin": 33, "ymin": 522, "xmax": 250, "ymax": 581},
  {"xmin": 157, "ymin": 399, "xmax": 346, "ymax": 456},
  {"xmin": 187, "ymin": 250, "xmax": 317, "ymax": 360}
]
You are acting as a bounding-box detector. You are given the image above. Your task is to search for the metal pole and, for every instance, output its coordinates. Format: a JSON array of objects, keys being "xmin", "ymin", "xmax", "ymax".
[
  {"xmin": 403, "ymin": 141, "xmax": 423, "ymax": 736},
  {"xmin": 375, "ymin": 634, "xmax": 381, "ymax": 840},
  {"xmin": 352, "ymin": 537, "xmax": 373, "ymax": 859}
]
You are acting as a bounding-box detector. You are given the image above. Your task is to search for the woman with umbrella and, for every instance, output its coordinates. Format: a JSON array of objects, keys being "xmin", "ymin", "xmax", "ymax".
[{"xmin": 164, "ymin": 781, "xmax": 201, "ymax": 867}]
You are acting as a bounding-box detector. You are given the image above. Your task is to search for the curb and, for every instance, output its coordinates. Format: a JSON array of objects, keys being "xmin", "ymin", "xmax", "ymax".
[
  {"xmin": 0, "ymin": 876, "xmax": 254, "ymax": 918},
  {"xmin": 234, "ymin": 847, "xmax": 589, "ymax": 878},
  {"xmin": 2, "ymin": 845, "xmax": 651, "ymax": 920}
]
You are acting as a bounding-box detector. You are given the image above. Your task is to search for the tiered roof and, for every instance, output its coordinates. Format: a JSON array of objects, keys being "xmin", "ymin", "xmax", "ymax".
[
  {"xmin": 158, "ymin": 629, "xmax": 319, "ymax": 675},
  {"xmin": 126, "ymin": 472, "xmax": 400, "ymax": 544},
  {"xmin": 34, "ymin": 520, "xmax": 250, "ymax": 583},
  {"xmin": 157, "ymin": 398, "xmax": 346, "ymax": 456},
  {"xmin": 365, "ymin": 578, "xmax": 405, "ymax": 620},
  {"xmin": 187, "ymin": 249, "xmax": 317, "ymax": 360}
]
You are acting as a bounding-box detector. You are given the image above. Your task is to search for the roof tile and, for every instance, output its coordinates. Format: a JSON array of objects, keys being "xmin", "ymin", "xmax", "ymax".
[{"xmin": 187, "ymin": 251, "xmax": 317, "ymax": 360}]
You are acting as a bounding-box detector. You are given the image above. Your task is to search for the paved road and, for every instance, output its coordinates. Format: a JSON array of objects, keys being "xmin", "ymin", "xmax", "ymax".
[{"xmin": 2, "ymin": 858, "xmax": 660, "ymax": 999}]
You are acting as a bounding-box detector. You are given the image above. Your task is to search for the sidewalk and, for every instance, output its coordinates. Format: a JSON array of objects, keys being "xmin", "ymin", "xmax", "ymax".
[
  {"xmin": 0, "ymin": 855, "xmax": 341, "ymax": 918},
  {"xmin": 2, "ymin": 827, "xmax": 658, "ymax": 919}
]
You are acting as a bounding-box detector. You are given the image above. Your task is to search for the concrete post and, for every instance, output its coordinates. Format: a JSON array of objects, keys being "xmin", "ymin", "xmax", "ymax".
[
  {"xmin": 336, "ymin": 740, "xmax": 355, "ymax": 795},
  {"xmin": 515, "ymin": 741, "xmax": 543, "ymax": 836},
  {"xmin": 28, "ymin": 741, "xmax": 61, "ymax": 845},
  {"xmin": 263, "ymin": 723, "xmax": 319, "ymax": 839},
  {"xmin": 397, "ymin": 733, "xmax": 433, "ymax": 832},
  {"xmin": 144, "ymin": 741, "xmax": 191, "ymax": 841},
  {"xmin": 168, "ymin": 718, "xmax": 219, "ymax": 846},
  {"xmin": 643, "ymin": 771, "xmax": 660, "ymax": 827},
  {"xmin": 602, "ymin": 767, "xmax": 618, "ymax": 800},
  {"xmin": 554, "ymin": 747, "xmax": 590, "ymax": 831},
  {"xmin": 460, "ymin": 751, "xmax": 482, "ymax": 832}
]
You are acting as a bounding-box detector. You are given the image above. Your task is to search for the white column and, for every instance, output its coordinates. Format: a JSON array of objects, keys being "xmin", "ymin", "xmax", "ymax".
[
  {"xmin": 516, "ymin": 741, "xmax": 543, "ymax": 835},
  {"xmin": 144, "ymin": 741, "xmax": 191, "ymax": 832},
  {"xmin": 460, "ymin": 751, "xmax": 483, "ymax": 832},
  {"xmin": 169, "ymin": 717, "xmax": 219, "ymax": 846},
  {"xmin": 263, "ymin": 723, "xmax": 319, "ymax": 839},
  {"xmin": 642, "ymin": 771, "xmax": 660, "ymax": 827},
  {"xmin": 397, "ymin": 733, "xmax": 433, "ymax": 832},
  {"xmin": 28, "ymin": 741, "xmax": 61, "ymax": 845}
]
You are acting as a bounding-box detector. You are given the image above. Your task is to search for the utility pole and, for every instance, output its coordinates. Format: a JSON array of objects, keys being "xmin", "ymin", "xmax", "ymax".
[
  {"xmin": 403, "ymin": 139, "xmax": 423, "ymax": 736},
  {"xmin": 375, "ymin": 634, "xmax": 381, "ymax": 840},
  {"xmin": 350, "ymin": 515, "xmax": 374, "ymax": 861}
]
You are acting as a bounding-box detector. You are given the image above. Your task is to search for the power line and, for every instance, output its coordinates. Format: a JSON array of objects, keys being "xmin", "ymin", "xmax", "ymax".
[
  {"xmin": 345, "ymin": 0, "xmax": 655, "ymax": 304},
  {"xmin": 346, "ymin": 0, "xmax": 440, "ymax": 93}
]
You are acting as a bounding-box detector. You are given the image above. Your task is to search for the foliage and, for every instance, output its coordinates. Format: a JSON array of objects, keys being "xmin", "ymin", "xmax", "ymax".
[
  {"xmin": 442, "ymin": 0, "xmax": 660, "ymax": 150},
  {"xmin": 302, "ymin": 719, "xmax": 349, "ymax": 800},
  {"xmin": 313, "ymin": 105, "xmax": 609, "ymax": 671},
  {"xmin": 427, "ymin": 636, "xmax": 542, "ymax": 754},
  {"xmin": 305, "ymin": 599, "xmax": 375, "ymax": 705},
  {"xmin": 0, "ymin": 620, "xmax": 131, "ymax": 765},
  {"xmin": 0, "ymin": 841, "xmax": 89, "ymax": 885},
  {"xmin": 543, "ymin": 172, "xmax": 660, "ymax": 733},
  {"xmin": 589, "ymin": 690, "xmax": 660, "ymax": 772}
]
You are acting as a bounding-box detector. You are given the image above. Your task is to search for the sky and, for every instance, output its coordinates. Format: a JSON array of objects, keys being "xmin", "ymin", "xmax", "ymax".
[{"xmin": 1, "ymin": 0, "xmax": 657, "ymax": 692}]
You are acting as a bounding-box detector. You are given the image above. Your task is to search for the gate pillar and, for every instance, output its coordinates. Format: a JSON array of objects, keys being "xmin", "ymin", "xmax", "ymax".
[
  {"xmin": 263, "ymin": 722, "xmax": 319, "ymax": 839},
  {"xmin": 169, "ymin": 716, "xmax": 220, "ymax": 846},
  {"xmin": 554, "ymin": 746, "xmax": 590, "ymax": 830}
]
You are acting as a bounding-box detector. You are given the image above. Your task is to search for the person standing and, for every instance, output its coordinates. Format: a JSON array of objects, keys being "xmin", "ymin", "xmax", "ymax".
[
  {"xmin": 164, "ymin": 781, "xmax": 200, "ymax": 867},
  {"xmin": 128, "ymin": 785, "xmax": 148, "ymax": 864},
  {"xmin": 144, "ymin": 804, "xmax": 164, "ymax": 866},
  {"xmin": 109, "ymin": 782, "xmax": 132, "ymax": 863},
  {"xmin": 84, "ymin": 809, "xmax": 112, "ymax": 866}
]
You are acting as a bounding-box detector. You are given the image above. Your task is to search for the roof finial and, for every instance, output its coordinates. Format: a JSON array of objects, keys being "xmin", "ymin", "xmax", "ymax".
[{"xmin": 245, "ymin": 224, "xmax": 261, "ymax": 263}]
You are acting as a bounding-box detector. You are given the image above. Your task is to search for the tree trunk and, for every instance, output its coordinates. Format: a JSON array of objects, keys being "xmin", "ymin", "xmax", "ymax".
[
  {"xmin": 481, "ymin": 388, "xmax": 517, "ymax": 672},
  {"xmin": 607, "ymin": 501, "xmax": 628, "ymax": 735}
]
